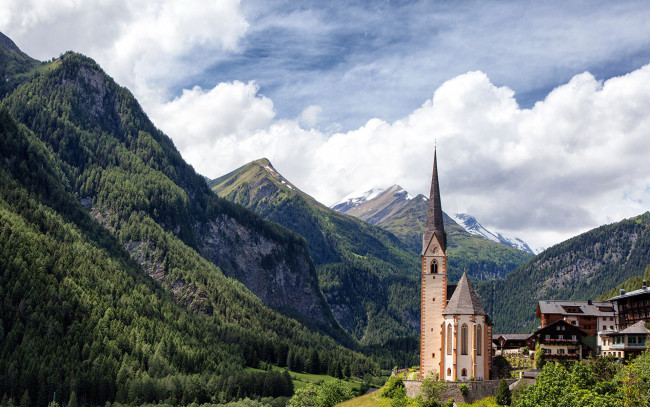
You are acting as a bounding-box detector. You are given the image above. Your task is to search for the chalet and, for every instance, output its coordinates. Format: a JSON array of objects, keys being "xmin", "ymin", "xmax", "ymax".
[
  {"xmin": 532, "ymin": 319, "xmax": 588, "ymax": 362},
  {"xmin": 535, "ymin": 300, "xmax": 617, "ymax": 336},
  {"xmin": 606, "ymin": 281, "xmax": 650, "ymax": 329},
  {"xmin": 600, "ymin": 321, "xmax": 649, "ymax": 360},
  {"xmin": 493, "ymin": 334, "xmax": 535, "ymax": 354}
]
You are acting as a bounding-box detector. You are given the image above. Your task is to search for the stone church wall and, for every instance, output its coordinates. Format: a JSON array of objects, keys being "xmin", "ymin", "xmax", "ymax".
[{"xmin": 404, "ymin": 379, "xmax": 517, "ymax": 404}]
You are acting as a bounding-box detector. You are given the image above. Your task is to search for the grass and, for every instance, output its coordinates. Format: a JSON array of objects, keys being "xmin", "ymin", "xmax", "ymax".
[
  {"xmin": 245, "ymin": 365, "xmax": 367, "ymax": 391},
  {"xmin": 457, "ymin": 396, "xmax": 500, "ymax": 407},
  {"xmin": 336, "ymin": 390, "xmax": 390, "ymax": 407}
]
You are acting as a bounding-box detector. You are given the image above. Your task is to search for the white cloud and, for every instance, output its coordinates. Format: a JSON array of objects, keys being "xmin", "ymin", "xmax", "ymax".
[
  {"xmin": 156, "ymin": 65, "xmax": 650, "ymax": 250},
  {"xmin": 0, "ymin": 0, "xmax": 248, "ymax": 104}
]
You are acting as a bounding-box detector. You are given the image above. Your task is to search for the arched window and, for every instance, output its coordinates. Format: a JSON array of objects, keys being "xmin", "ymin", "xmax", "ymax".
[
  {"xmin": 461, "ymin": 324, "xmax": 468, "ymax": 355},
  {"xmin": 461, "ymin": 368, "xmax": 467, "ymax": 377},
  {"xmin": 447, "ymin": 324, "xmax": 452, "ymax": 354},
  {"xmin": 477, "ymin": 324, "xmax": 482, "ymax": 355},
  {"xmin": 447, "ymin": 368, "xmax": 451, "ymax": 376},
  {"xmin": 431, "ymin": 259, "xmax": 438, "ymax": 274}
]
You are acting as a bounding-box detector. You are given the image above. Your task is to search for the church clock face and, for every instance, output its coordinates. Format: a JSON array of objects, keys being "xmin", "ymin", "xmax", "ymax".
[{"xmin": 429, "ymin": 245, "xmax": 438, "ymax": 255}]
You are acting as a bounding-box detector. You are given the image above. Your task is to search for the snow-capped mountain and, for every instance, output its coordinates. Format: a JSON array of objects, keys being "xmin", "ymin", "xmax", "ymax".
[
  {"xmin": 331, "ymin": 186, "xmax": 390, "ymax": 213},
  {"xmin": 453, "ymin": 213, "xmax": 538, "ymax": 255}
]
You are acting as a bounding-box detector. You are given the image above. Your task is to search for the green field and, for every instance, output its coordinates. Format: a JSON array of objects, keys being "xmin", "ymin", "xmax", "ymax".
[{"xmin": 245, "ymin": 366, "xmax": 373, "ymax": 391}]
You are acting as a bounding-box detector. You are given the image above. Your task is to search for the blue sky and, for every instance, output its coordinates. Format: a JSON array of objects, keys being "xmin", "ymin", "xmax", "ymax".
[{"xmin": 2, "ymin": 0, "xmax": 650, "ymax": 249}]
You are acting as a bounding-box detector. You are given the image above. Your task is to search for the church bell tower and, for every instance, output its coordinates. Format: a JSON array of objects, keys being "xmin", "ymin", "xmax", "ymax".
[{"xmin": 420, "ymin": 148, "xmax": 448, "ymax": 379}]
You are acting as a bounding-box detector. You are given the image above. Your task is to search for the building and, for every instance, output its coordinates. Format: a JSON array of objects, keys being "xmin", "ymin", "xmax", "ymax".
[
  {"xmin": 535, "ymin": 300, "xmax": 617, "ymax": 336},
  {"xmin": 607, "ymin": 281, "xmax": 650, "ymax": 329},
  {"xmin": 493, "ymin": 334, "xmax": 535, "ymax": 354},
  {"xmin": 532, "ymin": 319, "xmax": 588, "ymax": 362},
  {"xmin": 600, "ymin": 320, "xmax": 649, "ymax": 360},
  {"xmin": 420, "ymin": 149, "xmax": 492, "ymax": 381}
]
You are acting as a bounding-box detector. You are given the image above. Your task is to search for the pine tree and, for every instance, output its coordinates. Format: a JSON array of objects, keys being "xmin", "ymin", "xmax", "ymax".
[
  {"xmin": 495, "ymin": 378, "xmax": 511, "ymax": 406},
  {"xmin": 19, "ymin": 391, "xmax": 29, "ymax": 407},
  {"xmin": 67, "ymin": 391, "xmax": 78, "ymax": 407}
]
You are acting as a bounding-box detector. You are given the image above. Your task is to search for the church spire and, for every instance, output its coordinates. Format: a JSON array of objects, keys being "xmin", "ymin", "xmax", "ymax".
[{"xmin": 423, "ymin": 147, "xmax": 447, "ymax": 252}]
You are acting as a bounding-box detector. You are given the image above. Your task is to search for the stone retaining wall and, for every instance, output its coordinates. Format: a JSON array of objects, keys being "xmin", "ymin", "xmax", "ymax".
[{"xmin": 404, "ymin": 379, "xmax": 517, "ymax": 404}]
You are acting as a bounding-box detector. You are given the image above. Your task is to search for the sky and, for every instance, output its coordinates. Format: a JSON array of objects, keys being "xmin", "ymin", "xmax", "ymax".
[{"xmin": 2, "ymin": 0, "xmax": 650, "ymax": 250}]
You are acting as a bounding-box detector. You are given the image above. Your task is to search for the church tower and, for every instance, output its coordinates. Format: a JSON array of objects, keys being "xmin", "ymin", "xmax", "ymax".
[{"xmin": 420, "ymin": 148, "xmax": 448, "ymax": 379}]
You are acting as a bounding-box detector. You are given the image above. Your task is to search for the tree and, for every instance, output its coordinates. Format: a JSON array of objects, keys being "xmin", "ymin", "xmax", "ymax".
[
  {"xmin": 496, "ymin": 378, "xmax": 511, "ymax": 406},
  {"xmin": 618, "ymin": 350, "xmax": 650, "ymax": 407},
  {"xmin": 67, "ymin": 391, "xmax": 78, "ymax": 407},
  {"xmin": 534, "ymin": 343, "xmax": 545, "ymax": 370},
  {"xmin": 417, "ymin": 376, "xmax": 446, "ymax": 407},
  {"xmin": 381, "ymin": 375, "xmax": 405, "ymax": 399},
  {"xmin": 19, "ymin": 391, "xmax": 29, "ymax": 407}
]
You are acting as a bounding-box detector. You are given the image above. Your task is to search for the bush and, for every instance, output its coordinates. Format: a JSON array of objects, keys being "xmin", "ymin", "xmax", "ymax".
[
  {"xmin": 459, "ymin": 383, "xmax": 469, "ymax": 396},
  {"xmin": 495, "ymin": 378, "xmax": 511, "ymax": 406},
  {"xmin": 381, "ymin": 375, "xmax": 406, "ymax": 399}
]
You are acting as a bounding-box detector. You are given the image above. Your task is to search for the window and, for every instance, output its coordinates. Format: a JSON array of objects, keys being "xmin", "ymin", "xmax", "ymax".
[
  {"xmin": 461, "ymin": 368, "xmax": 467, "ymax": 377},
  {"xmin": 558, "ymin": 335, "xmax": 563, "ymax": 340},
  {"xmin": 461, "ymin": 324, "xmax": 468, "ymax": 355},
  {"xmin": 431, "ymin": 260, "xmax": 438, "ymax": 274},
  {"xmin": 447, "ymin": 368, "xmax": 451, "ymax": 376},
  {"xmin": 557, "ymin": 349, "xmax": 565, "ymax": 354},
  {"xmin": 447, "ymin": 324, "xmax": 453, "ymax": 355},
  {"xmin": 544, "ymin": 348, "xmax": 551, "ymax": 354},
  {"xmin": 477, "ymin": 324, "xmax": 482, "ymax": 355}
]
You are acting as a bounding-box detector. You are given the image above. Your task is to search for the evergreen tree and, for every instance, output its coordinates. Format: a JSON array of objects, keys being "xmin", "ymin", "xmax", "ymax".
[
  {"xmin": 19, "ymin": 391, "xmax": 29, "ymax": 407},
  {"xmin": 496, "ymin": 378, "xmax": 511, "ymax": 406},
  {"xmin": 67, "ymin": 391, "xmax": 78, "ymax": 407}
]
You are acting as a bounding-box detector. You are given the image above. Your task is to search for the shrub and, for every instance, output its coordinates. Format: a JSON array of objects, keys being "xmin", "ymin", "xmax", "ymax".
[
  {"xmin": 495, "ymin": 378, "xmax": 511, "ymax": 406},
  {"xmin": 381, "ymin": 375, "xmax": 406, "ymax": 399},
  {"xmin": 459, "ymin": 383, "xmax": 469, "ymax": 396}
]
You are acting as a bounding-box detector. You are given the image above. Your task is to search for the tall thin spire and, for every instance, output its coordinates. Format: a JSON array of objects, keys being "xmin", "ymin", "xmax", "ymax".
[{"xmin": 423, "ymin": 147, "xmax": 447, "ymax": 252}]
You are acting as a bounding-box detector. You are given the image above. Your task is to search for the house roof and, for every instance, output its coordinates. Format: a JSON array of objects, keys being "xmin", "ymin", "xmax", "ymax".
[
  {"xmin": 607, "ymin": 286, "xmax": 650, "ymax": 302},
  {"xmin": 443, "ymin": 272, "xmax": 486, "ymax": 315},
  {"xmin": 422, "ymin": 149, "xmax": 446, "ymax": 253},
  {"xmin": 494, "ymin": 334, "xmax": 533, "ymax": 342},
  {"xmin": 533, "ymin": 319, "xmax": 588, "ymax": 336},
  {"xmin": 619, "ymin": 321, "xmax": 650, "ymax": 335},
  {"xmin": 536, "ymin": 300, "xmax": 616, "ymax": 318}
]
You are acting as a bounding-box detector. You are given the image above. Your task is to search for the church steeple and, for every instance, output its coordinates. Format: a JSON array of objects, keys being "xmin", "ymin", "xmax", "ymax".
[{"xmin": 423, "ymin": 148, "xmax": 447, "ymax": 253}]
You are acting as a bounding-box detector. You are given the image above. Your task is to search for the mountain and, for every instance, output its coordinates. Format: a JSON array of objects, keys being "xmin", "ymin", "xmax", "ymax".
[
  {"xmin": 210, "ymin": 159, "xmax": 421, "ymax": 347},
  {"xmin": 453, "ymin": 213, "xmax": 536, "ymax": 254},
  {"xmin": 0, "ymin": 35, "xmax": 376, "ymax": 405},
  {"xmin": 332, "ymin": 185, "xmax": 533, "ymax": 280},
  {"xmin": 476, "ymin": 212, "xmax": 650, "ymax": 333}
]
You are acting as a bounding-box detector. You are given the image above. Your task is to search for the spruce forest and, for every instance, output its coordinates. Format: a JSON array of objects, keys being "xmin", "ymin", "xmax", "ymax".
[{"xmin": 0, "ymin": 45, "xmax": 376, "ymax": 406}]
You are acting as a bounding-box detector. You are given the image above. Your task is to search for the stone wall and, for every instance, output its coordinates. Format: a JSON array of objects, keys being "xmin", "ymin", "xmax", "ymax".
[{"xmin": 404, "ymin": 379, "xmax": 517, "ymax": 404}]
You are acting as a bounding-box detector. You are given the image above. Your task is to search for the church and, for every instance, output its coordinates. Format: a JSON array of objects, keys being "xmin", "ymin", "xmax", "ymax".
[{"xmin": 420, "ymin": 149, "xmax": 493, "ymax": 381}]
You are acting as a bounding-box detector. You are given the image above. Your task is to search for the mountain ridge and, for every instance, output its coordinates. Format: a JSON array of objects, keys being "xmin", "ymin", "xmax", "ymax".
[
  {"xmin": 210, "ymin": 158, "xmax": 421, "ymax": 347},
  {"xmin": 332, "ymin": 185, "xmax": 534, "ymax": 281}
]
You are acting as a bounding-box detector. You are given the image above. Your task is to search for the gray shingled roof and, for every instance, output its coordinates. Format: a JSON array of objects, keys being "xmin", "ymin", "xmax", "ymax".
[
  {"xmin": 443, "ymin": 272, "xmax": 486, "ymax": 315},
  {"xmin": 536, "ymin": 300, "xmax": 616, "ymax": 317},
  {"xmin": 619, "ymin": 320, "xmax": 650, "ymax": 335}
]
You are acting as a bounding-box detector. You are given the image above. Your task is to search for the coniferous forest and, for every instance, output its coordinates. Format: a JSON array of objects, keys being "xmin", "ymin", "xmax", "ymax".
[{"xmin": 0, "ymin": 46, "xmax": 377, "ymax": 406}]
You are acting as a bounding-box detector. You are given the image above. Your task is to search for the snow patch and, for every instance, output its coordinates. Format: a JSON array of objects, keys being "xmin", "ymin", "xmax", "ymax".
[{"xmin": 453, "ymin": 213, "xmax": 536, "ymax": 255}]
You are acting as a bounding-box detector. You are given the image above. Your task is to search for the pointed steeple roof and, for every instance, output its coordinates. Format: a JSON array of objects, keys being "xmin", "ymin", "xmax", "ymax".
[
  {"xmin": 423, "ymin": 148, "xmax": 447, "ymax": 253},
  {"xmin": 443, "ymin": 273, "xmax": 486, "ymax": 315}
]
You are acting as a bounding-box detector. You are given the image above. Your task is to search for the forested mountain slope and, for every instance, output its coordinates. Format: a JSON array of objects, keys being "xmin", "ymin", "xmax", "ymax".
[
  {"xmin": 476, "ymin": 212, "xmax": 650, "ymax": 333},
  {"xmin": 0, "ymin": 37, "xmax": 376, "ymax": 405},
  {"xmin": 332, "ymin": 186, "xmax": 532, "ymax": 281},
  {"xmin": 210, "ymin": 159, "xmax": 420, "ymax": 346}
]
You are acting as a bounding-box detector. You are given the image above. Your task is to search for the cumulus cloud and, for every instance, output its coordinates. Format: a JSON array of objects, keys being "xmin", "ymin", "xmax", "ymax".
[
  {"xmin": 1, "ymin": 0, "xmax": 248, "ymax": 104},
  {"xmin": 155, "ymin": 65, "xmax": 650, "ymax": 250}
]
